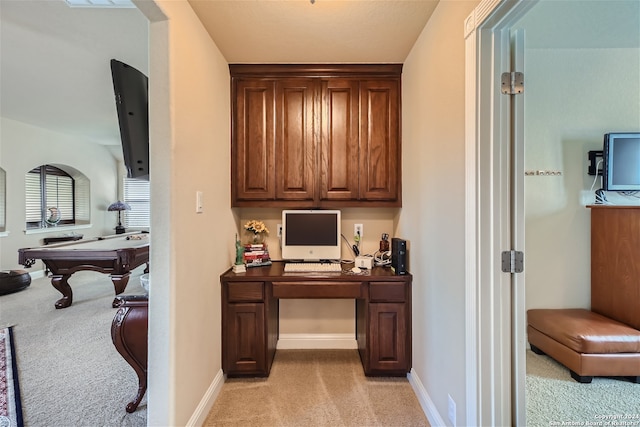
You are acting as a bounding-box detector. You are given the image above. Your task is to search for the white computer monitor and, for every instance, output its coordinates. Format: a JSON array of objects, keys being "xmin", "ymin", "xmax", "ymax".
[{"xmin": 281, "ymin": 210, "xmax": 341, "ymax": 261}]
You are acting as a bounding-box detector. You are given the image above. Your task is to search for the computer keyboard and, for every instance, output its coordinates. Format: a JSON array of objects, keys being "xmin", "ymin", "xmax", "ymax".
[{"xmin": 284, "ymin": 262, "xmax": 342, "ymax": 273}]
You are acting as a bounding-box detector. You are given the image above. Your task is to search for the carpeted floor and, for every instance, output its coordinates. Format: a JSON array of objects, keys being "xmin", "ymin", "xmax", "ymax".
[
  {"xmin": 526, "ymin": 349, "xmax": 640, "ymax": 426},
  {"xmin": 0, "ymin": 270, "xmax": 147, "ymax": 427},
  {"xmin": 204, "ymin": 349, "xmax": 429, "ymax": 427},
  {"xmin": 18, "ymin": 270, "xmax": 638, "ymax": 427}
]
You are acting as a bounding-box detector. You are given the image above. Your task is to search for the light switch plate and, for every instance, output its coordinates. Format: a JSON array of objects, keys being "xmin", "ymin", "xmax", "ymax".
[{"xmin": 196, "ymin": 191, "xmax": 203, "ymax": 213}]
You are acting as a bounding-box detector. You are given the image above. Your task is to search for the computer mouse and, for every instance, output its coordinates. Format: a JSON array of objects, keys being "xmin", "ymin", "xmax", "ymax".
[{"xmin": 351, "ymin": 266, "xmax": 362, "ymax": 274}]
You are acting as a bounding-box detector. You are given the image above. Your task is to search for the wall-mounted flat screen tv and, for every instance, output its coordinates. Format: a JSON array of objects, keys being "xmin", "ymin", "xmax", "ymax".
[
  {"xmin": 110, "ymin": 59, "xmax": 149, "ymax": 180},
  {"xmin": 603, "ymin": 132, "xmax": 640, "ymax": 191}
]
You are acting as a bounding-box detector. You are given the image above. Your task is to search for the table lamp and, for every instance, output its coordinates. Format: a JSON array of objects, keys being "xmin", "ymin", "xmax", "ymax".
[{"xmin": 108, "ymin": 201, "xmax": 131, "ymax": 234}]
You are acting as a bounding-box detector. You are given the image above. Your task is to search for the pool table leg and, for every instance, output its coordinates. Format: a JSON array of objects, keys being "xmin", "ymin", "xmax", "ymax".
[
  {"xmin": 111, "ymin": 273, "xmax": 131, "ymax": 296},
  {"xmin": 51, "ymin": 274, "xmax": 73, "ymax": 309}
]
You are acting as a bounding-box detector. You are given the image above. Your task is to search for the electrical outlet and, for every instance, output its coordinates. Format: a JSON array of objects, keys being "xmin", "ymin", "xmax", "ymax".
[
  {"xmin": 277, "ymin": 224, "xmax": 282, "ymax": 237},
  {"xmin": 354, "ymin": 224, "xmax": 363, "ymax": 241},
  {"xmin": 448, "ymin": 394, "xmax": 456, "ymax": 425}
]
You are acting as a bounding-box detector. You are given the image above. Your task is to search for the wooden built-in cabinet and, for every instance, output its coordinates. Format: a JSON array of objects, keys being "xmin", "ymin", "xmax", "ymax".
[
  {"xmin": 221, "ymin": 263, "xmax": 411, "ymax": 377},
  {"xmin": 589, "ymin": 205, "xmax": 640, "ymax": 330},
  {"xmin": 358, "ymin": 282, "xmax": 409, "ymax": 374},
  {"xmin": 230, "ymin": 64, "xmax": 402, "ymax": 208},
  {"xmin": 221, "ymin": 281, "xmax": 278, "ymax": 375}
]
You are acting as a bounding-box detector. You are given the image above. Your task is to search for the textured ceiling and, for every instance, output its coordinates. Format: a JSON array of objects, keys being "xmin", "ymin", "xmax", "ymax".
[
  {"xmin": 516, "ymin": 0, "xmax": 640, "ymax": 49},
  {"xmin": 187, "ymin": 0, "xmax": 439, "ymax": 63}
]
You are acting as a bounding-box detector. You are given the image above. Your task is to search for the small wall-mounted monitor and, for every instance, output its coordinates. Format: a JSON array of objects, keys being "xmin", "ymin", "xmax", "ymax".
[
  {"xmin": 603, "ymin": 132, "xmax": 640, "ymax": 191},
  {"xmin": 281, "ymin": 210, "xmax": 341, "ymax": 261}
]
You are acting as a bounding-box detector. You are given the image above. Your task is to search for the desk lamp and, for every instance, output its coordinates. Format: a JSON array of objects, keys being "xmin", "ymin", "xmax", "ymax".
[{"xmin": 108, "ymin": 201, "xmax": 131, "ymax": 235}]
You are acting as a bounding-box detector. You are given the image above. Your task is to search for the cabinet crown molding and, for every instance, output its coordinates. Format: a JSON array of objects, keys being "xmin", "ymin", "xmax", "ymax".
[{"xmin": 229, "ymin": 63, "xmax": 403, "ymax": 78}]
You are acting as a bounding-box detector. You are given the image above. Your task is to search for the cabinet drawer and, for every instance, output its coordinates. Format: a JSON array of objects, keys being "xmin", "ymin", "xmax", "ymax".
[
  {"xmin": 369, "ymin": 282, "xmax": 405, "ymax": 303},
  {"xmin": 227, "ymin": 282, "xmax": 264, "ymax": 302},
  {"xmin": 272, "ymin": 281, "xmax": 362, "ymax": 299}
]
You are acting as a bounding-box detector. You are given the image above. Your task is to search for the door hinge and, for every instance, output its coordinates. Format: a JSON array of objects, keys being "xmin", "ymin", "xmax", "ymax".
[
  {"xmin": 501, "ymin": 250, "xmax": 524, "ymax": 273},
  {"xmin": 501, "ymin": 72, "xmax": 524, "ymax": 95}
]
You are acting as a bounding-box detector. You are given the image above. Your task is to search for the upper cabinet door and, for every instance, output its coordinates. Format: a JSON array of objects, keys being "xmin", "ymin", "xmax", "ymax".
[
  {"xmin": 275, "ymin": 79, "xmax": 317, "ymax": 202},
  {"xmin": 320, "ymin": 79, "xmax": 360, "ymax": 201},
  {"xmin": 359, "ymin": 80, "xmax": 400, "ymax": 202},
  {"xmin": 233, "ymin": 79, "xmax": 276, "ymax": 202}
]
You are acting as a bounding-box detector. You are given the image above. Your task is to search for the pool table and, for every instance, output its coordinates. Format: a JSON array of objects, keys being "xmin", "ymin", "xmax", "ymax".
[{"xmin": 18, "ymin": 233, "xmax": 149, "ymax": 309}]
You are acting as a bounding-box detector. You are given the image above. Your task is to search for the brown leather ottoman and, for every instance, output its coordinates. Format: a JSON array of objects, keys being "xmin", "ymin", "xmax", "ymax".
[{"xmin": 527, "ymin": 308, "xmax": 640, "ymax": 383}]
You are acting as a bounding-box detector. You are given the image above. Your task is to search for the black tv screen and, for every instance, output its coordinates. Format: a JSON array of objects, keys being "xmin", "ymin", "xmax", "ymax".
[
  {"xmin": 110, "ymin": 59, "xmax": 149, "ymax": 180},
  {"xmin": 603, "ymin": 132, "xmax": 640, "ymax": 191}
]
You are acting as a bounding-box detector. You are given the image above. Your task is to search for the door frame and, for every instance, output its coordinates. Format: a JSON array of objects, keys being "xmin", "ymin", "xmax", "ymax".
[{"xmin": 464, "ymin": 0, "xmax": 538, "ymax": 425}]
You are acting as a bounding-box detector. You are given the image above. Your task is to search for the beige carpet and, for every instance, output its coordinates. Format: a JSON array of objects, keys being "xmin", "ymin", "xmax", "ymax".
[
  {"xmin": 204, "ymin": 349, "xmax": 429, "ymax": 427},
  {"xmin": 0, "ymin": 270, "xmax": 147, "ymax": 427},
  {"xmin": 526, "ymin": 349, "xmax": 640, "ymax": 426}
]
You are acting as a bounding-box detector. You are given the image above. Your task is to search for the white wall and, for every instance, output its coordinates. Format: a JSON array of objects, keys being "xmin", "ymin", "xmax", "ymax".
[
  {"xmin": 522, "ymin": 47, "xmax": 640, "ymax": 310},
  {"xmin": 400, "ymin": 1, "xmax": 479, "ymax": 425},
  {"xmin": 0, "ymin": 117, "xmax": 119, "ymax": 270},
  {"xmin": 142, "ymin": 1, "xmax": 234, "ymax": 425}
]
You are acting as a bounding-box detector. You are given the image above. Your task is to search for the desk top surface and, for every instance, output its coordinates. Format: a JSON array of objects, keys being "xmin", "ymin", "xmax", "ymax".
[{"xmin": 221, "ymin": 261, "xmax": 410, "ymax": 282}]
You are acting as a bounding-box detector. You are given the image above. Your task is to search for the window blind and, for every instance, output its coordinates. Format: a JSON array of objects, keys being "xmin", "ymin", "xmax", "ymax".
[
  {"xmin": 45, "ymin": 173, "xmax": 74, "ymax": 221},
  {"xmin": 26, "ymin": 165, "xmax": 75, "ymax": 228},
  {"xmin": 124, "ymin": 178, "xmax": 150, "ymax": 228},
  {"xmin": 25, "ymin": 172, "xmax": 43, "ymax": 226}
]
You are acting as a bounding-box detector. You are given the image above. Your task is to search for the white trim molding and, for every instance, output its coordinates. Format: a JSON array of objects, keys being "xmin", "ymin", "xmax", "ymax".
[
  {"xmin": 408, "ymin": 368, "xmax": 446, "ymax": 427},
  {"xmin": 464, "ymin": 0, "xmax": 539, "ymax": 425},
  {"xmin": 24, "ymin": 224, "xmax": 92, "ymax": 235},
  {"xmin": 276, "ymin": 333, "xmax": 358, "ymax": 350},
  {"xmin": 185, "ymin": 369, "xmax": 225, "ymax": 427}
]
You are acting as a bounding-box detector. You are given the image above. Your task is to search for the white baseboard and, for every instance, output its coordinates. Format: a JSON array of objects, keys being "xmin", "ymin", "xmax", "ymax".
[
  {"xmin": 408, "ymin": 368, "xmax": 446, "ymax": 426},
  {"xmin": 185, "ymin": 369, "xmax": 225, "ymax": 427},
  {"xmin": 276, "ymin": 333, "xmax": 358, "ymax": 349}
]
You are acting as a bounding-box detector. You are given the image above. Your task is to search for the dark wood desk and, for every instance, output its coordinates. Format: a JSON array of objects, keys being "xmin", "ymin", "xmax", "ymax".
[
  {"xmin": 220, "ymin": 262, "xmax": 412, "ymax": 377},
  {"xmin": 18, "ymin": 234, "xmax": 149, "ymax": 309}
]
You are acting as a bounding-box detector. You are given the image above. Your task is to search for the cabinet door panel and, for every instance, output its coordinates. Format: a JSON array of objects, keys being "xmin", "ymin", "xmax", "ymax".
[
  {"xmin": 225, "ymin": 303, "xmax": 266, "ymax": 374},
  {"xmin": 275, "ymin": 79, "xmax": 316, "ymax": 201},
  {"xmin": 320, "ymin": 79, "xmax": 359, "ymax": 200},
  {"xmin": 368, "ymin": 302, "xmax": 407, "ymax": 372},
  {"xmin": 234, "ymin": 80, "xmax": 275, "ymax": 202},
  {"xmin": 360, "ymin": 80, "xmax": 400, "ymax": 201}
]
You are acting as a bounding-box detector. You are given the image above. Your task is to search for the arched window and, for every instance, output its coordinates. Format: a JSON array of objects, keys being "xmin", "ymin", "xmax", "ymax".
[{"xmin": 25, "ymin": 165, "xmax": 90, "ymax": 230}]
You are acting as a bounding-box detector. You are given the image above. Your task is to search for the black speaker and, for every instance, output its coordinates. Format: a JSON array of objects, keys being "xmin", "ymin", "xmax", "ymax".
[{"xmin": 391, "ymin": 237, "xmax": 407, "ymax": 275}]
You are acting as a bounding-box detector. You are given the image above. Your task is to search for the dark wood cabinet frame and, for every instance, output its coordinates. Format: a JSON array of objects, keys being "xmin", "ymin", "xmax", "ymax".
[
  {"xmin": 221, "ymin": 262, "xmax": 412, "ymax": 377},
  {"xmin": 230, "ymin": 64, "xmax": 403, "ymax": 208}
]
